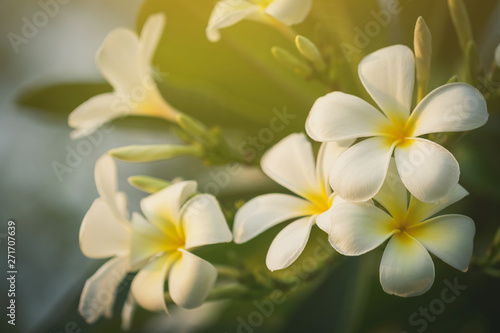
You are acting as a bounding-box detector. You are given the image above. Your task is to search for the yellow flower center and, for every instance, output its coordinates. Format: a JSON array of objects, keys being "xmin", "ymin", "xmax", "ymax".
[
  {"xmin": 249, "ymin": 0, "xmax": 273, "ymax": 8},
  {"xmin": 380, "ymin": 116, "xmax": 414, "ymax": 148},
  {"xmin": 160, "ymin": 221, "xmax": 186, "ymax": 252},
  {"xmin": 306, "ymin": 190, "xmax": 332, "ymax": 216}
]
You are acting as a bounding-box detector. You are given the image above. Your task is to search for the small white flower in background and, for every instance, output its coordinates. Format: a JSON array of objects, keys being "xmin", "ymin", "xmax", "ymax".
[
  {"xmin": 206, "ymin": 0, "xmax": 312, "ymax": 42},
  {"xmin": 130, "ymin": 181, "xmax": 232, "ymax": 313},
  {"xmin": 326, "ymin": 160, "xmax": 475, "ymax": 297},
  {"xmin": 233, "ymin": 133, "xmax": 352, "ymax": 271},
  {"xmin": 69, "ymin": 13, "xmax": 178, "ymax": 139},
  {"xmin": 306, "ymin": 44, "xmax": 488, "ymax": 203},
  {"xmin": 79, "ymin": 155, "xmax": 134, "ymax": 326}
]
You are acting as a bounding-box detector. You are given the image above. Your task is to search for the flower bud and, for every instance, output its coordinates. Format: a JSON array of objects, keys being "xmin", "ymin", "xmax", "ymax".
[
  {"xmin": 414, "ymin": 16, "xmax": 432, "ymax": 102},
  {"xmin": 109, "ymin": 144, "xmax": 203, "ymax": 162},
  {"xmin": 295, "ymin": 35, "xmax": 326, "ymax": 72},
  {"xmin": 128, "ymin": 175, "xmax": 171, "ymax": 193}
]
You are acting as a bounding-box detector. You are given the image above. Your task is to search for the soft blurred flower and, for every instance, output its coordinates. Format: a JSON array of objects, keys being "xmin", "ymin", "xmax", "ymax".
[
  {"xmin": 495, "ymin": 43, "xmax": 500, "ymax": 67},
  {"xmin": 233, "ymin": 133, "xmax": 352, "ymax": 271},
  {"xmin": 306, "ymin": 44, "xmax": 488, "ymax": 203},
  {"xmin": 130, "ymin": 181, "xmax": 232, "ymax": 313},
  {"xmin": 206, "ymin": 0, "xmax": 312, "ymax": 42},
  {"xmin": 78, "ymin": 155, "xmax": 132, "ymax": 324},
  {"xmin": 68, "ymin": 13, "xmax": 178, "ymax": 138},
  {"xmin": 326, "ymin": 160, "xmax": 475, "ymax": 297}
]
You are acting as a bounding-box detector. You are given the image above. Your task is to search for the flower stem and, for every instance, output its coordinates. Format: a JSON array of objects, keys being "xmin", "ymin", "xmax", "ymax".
[
  {"xmin": 164, "ymin": 283, "xmax": 250, "ymax": 304},
  {"xmin": 265, "ymin": 15, "xmax": 297, "ymax": 43}
]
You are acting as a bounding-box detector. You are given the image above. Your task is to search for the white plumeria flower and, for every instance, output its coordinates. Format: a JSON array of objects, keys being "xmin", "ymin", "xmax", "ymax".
[
  {"xmin": 326, "ymin": 160, "xmax": 475, "ymax": 297},
  {"xmin": 129, "ymin": 181, "xmax": 232, "ymax": 313},
  {"xmin": 206, "ymin": 0, "xmax": 312, "ymax": 42},
  {"xmin": 306, "ymin": 44, "xmax": 488, "ymax": 203},
  {"xmin": 69, "ymin": 13, "xmax": 178, "ymax": 139},
  {"xmin": 233, "ymin": 133, "xmax": 352, "ymax": 271},
  {"xmin": 79, "ymin": 155, "xmax": 133, "ymax": 325}
]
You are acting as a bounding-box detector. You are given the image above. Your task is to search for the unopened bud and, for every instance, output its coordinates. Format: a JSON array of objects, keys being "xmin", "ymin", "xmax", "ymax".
[
  {"xmin": 109, "ymin": 144, "xmax": 203, "ymax": 162},
  {"xmin": 414, "ymin": 17, "xmax": 432, "ymax": 101},
  {"xmin": 128, "ymin": 176, "xmax": 171, "ymax": 193},
  {"xmin": 295, "ymin": 35, "xmax": 326, "ymax": 71}
]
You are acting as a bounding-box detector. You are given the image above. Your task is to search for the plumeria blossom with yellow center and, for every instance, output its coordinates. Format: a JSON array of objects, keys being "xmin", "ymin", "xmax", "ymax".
[
  {"xmin": 129, "ymin": 181, "xmax": 233, "ymax": 313},
  {"xmin": 233, "ymin": 133, "xmax": 353, "ymax": 271},
  {"xmin": 306, "ymin": 44, "xmax": 488, "ymax": 203},
  {"xmin": 206, "ymin": 0, "xmax": 312, "ymax": 42},
  {"xmin": 78, "ymin": 155, "xmax": 134, "ymax": 326},
  {"xmin": 68, "ymin": 13, "xmax": 178, "ymax": 139},
  {"xmin": 326, "ymin": 160, "xmax": 475, "ymax": 297}
]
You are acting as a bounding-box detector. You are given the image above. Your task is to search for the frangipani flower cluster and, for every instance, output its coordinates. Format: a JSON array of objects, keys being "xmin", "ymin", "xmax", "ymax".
[
  {"xmin": 69, "ymin": 14, "xmax": 177, "ymax": 139},
  {"xmin": 206, "ymin": 0, "xmax": 311, "ymax": 42},
  {"xmin": 72, "ymin": 1, "xmax": 498, "ymax": 329},
  {"xmin": 79, "ymin": 155, "xmax": 232, "ymax": 327}
]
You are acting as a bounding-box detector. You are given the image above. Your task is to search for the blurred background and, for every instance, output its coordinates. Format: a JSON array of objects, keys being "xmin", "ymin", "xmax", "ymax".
[{"xmin": 1, "ymin": 0, "xmax": 500, "ymax": 332}]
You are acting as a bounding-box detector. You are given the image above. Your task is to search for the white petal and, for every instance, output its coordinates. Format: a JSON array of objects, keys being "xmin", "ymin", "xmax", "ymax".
[
  {"xmin": 315, "ymin": 194, "xmax": 346, "ymax": 233},
  {"xmin": 68, "ymin": 93, "xmax": 122, "ymax": 130},
  {"xmin": 206, "ymin": 0, "xmax": 262, "ymax": 42},
  {"xmin": 316, "ymin": 139, "xmax": 355, "ymax": 194},
  {"xmin": 130, "ymin": 212, "xmax": 170, "ymax": 270},
  {"xmin": 79, "ymin": 256, "xmax": 128, "ymax": 323},
  {"xmin": 131, "ymin": 253, "xmax": 176, "ymax": 313},
  {"xmin": 233, "ymin": 193, "xmax": 315, "ymax": 243},
  {"xmin": 265, "ymin": 0, "xmax": 312, "ymax": 25},
  {"xmin": 139, "ymin": 13, "xmax": 166, "ymax": 72},
  {"xmin": 409, "ymin": 83, "xmax": 488, "ymax": 137},
  {"xmin": 121, "ymin": 291, "xmax": 137, "ymax": 331},
  {"xmin": 261, "ymin": 133, "xmax": 322, "ymax": 201},
  {"xmin": 407, "ymin": 184, "xmax": 468, "ymax": 223},
  {"xmin": 95, "ymin": 154, "xmax": 117, "ymax": 200},
  {"xmin": 115, "ymin": 191, "xmax": 130, "ymax": 221},
  {"xmin": 266, "ymin": 216, "xmax": 315, "ymax": 271},
  {"xmin": 395, "ymin": 138, "xmax": 459, "ymax": 203},
  {"xmin": 374, "ymin": 159, "xmax": 408, "ymax": 220},
  {"xmin": 306, "ymin": 92, "xmax": 391, "ymax": 142},
  {"xmin": 328, "ymin": 202, "xmax": 394, "ymax": 255},
  {"xmin": 180, "ymin": 194, "xmax": 232, "ymax": 249},
  {"xmin": 79, "ymin": 198, "xmax": 130, "ymax": 259},
  {"xmin": 168, "ymin": 249, "xmax": 217, "ymax": 309},
  {"xmin": 140, "ymin": 181, "xmax": 197, "ymax": 234},
  {"xmin": 496, "ymin": 43, "xmax": 500, "ymax": 67},
  {"xmin": 330, "ymin": 137, "xmax": 395, "ymax": 202},
  {"xmin": 70, "ymin": 119, "xmax": 110, "ymax": 139},
  {"xmin": 358, "ymin": 45, "xmax": 415, "ymax": 121},
  {"xmin": 95, "ymin": 154, "xmax": 128, "ymax": 220},
  {"xmin": 380, "ymin": 233, "xmax": 435, "ymax": 297},
  {"xmin": 408, "ymin": 214, "xmax": 475, "ymax": 271},
  {"xmin": 96, "ymin": 28, "xmax": 142, "ymax": 93}
]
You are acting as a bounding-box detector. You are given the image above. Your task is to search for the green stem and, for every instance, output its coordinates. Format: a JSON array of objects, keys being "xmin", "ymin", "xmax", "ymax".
[
  {"xmin": 164, "ymin": 283, "xmax": 249, "ymax": 304},
  {"xmin": 264, "ymin": 15, "xmax": 297, "ymax": 43}
]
